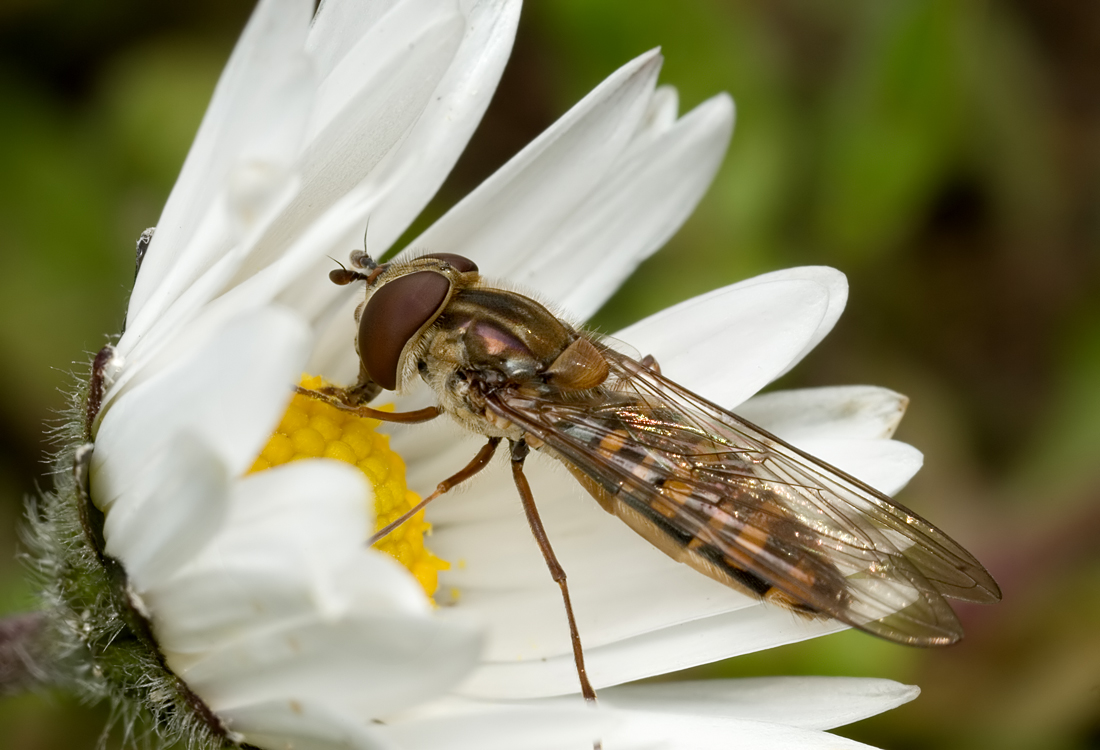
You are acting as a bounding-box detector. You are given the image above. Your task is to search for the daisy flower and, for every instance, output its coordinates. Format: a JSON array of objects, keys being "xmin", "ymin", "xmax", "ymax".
[{"xmin": 15, "ymin": 0, "xmax": 929, "ymax": 747}]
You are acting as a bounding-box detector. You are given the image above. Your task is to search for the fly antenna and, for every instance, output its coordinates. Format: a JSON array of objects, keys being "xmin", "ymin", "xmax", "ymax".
[
  {"xmin": 349, "ymin": 217, "xmax": 377, "ymax": 272},
  {"xmin": 328, "ymin": 256, "xmax": 369, "ymax": 286}
]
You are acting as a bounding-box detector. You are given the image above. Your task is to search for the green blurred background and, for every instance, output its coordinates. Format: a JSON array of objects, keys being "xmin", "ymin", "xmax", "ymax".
[{"xmin": 1, "ymin": 0, "xmax": 1097, "ymax": 748}]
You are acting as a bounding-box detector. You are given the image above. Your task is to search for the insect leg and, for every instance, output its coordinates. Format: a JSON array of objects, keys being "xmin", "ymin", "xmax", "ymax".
[
  {"xmin": 134, "ymin": 227, "xmax": 155, "ymax": 280},
  {"xmin": 295, "ymin": 386, "xmax": 441, "ymax": 423},
  {"xmin": 639, "ymin": 354, "xmax": 661, "ymax": 375},
  {"xmin": 509, "ymin": 439, "xmax": 597, "ymax": 704},
  {"xmin": 85, "ymin": 345, "xmax": 117, "ymax": 439},
  {"xmin": 370, "ymin": 437, "xmax": 501, "ymax": 544}
]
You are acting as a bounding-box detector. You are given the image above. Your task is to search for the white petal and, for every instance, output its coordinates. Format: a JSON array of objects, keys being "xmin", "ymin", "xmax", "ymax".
[
  {"xmin": 411, "ymin": 690, "xmax": 905, "ymax": 750},
  {"xmin": 794, "ymin": 438, "xmax": 923, "ymax": 495},
  {"xmin": 306, "ymin": 0, "xmax": 460, "ymax": 142},
  {"xmin": 407, "ymin": 50, "xmax": 663, "ymax": 278},
  {"xmin": 283, "ymin": 0, "xmax": 465, "ymax": 239},
  {"xmin": 614, "ymin": 272, "xmax": 835, "ymax": 408},
  {"xmin": 213, "ymin": 168, "xmax": 397, "ymax": 324},
  {"xmin": 306, "ymin": 0, "xmax": 401, "ymax": 76},
  {"xmin": 631, "ymin": 84, "xmax": 681, "ymax": 151},
  {"xmin": 769, "ymin": 267, "xmax": 848, "ymax": 379},
  {"xmin": 184, "ymin": 459, "xmax": 375, "ymax": 572},
  {"xmin": 737, "ymin": 385, "xmax": 909, "ymax": 441},
  {"xmin": 351, "ymin": 0, "xmax": 522, "ymax": 254},
  {"xmin": 603, "ymin": 712, "xmax": 887, "ymax": 750},
  {"xmin": 126, "ymin": 0, "xmax": 314, "ymax": 333},
  {"xmin": 92, "ymin": 307, "xmax": 309, "ymax": 513},
  {"xmin": 599, "ymin": 677, "xmax": 919, "ymax": 731},
  {"xmin": 148, "ymin": 460, "xmax": 429, "ymax": 655},
  {"xmin": 176, "ymin": 167, "xmax": 392, "ymax": 349},
  {"xmin": 101, "ymin": 431, "xmax": 229, "ymax": 591},
  {"xmin": 226, "ymin": 699, "xmax": 390, "ymax": 750},
  {"xmin": 168, "ymin": 3, "xmax": 465, "ymax": 315},
  {"xmin": 306, "ymin": 288, "xmax": 365, "ymax": 382},
  {"xmin": 181, "ymin": 614, "xmax": 482, "ymax": 719},
  {"xmin": 112, "ymin": 220, "xmax": 251, "ymax": 398},
  {"xmin": 153, "ymin": 551, "xmax": 421, "ymax": 659},
  {"xmin": 527, "ymin": 93, "xmax": 735, "ymax": 322},
  {"xmin": 458, "ymin": 596, "xmax": 845, "ymax": 699},
  {"xmin": 384, "ymin": 706, "xmax": 612, "ymax": 750}
]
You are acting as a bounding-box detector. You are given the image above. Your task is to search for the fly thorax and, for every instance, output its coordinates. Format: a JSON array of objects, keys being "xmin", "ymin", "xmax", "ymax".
[{"xmin": 437, "ymin": 288, "xmax": 576, "ymax": 380}]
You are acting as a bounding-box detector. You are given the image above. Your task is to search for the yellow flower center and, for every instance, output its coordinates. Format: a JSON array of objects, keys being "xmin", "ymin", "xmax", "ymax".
[{"xmin": 249, "ymin": 375, "xmax": 449, "ymax": 598}]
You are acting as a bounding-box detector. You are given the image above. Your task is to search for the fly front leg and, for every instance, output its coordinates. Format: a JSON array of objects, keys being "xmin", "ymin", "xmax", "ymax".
[
  {"xmin": 509, "ymin": 439, "xmax": 597, "ymax": 704},
  {"xmin": 294, "ymin": 385, "xmax": 441, "ymax": 424}
]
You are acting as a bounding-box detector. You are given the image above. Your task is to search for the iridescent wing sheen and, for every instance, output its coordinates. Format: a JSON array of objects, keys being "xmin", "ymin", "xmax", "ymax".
[{"xmin": 485, "ymin": 346, "xmax": 1001, "ymax": 646}]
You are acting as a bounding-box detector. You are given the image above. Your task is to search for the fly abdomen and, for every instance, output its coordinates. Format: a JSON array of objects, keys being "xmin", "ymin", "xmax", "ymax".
[{"xmin": 703, "ymin": 498, "xmax": 852, "ymax": 617}]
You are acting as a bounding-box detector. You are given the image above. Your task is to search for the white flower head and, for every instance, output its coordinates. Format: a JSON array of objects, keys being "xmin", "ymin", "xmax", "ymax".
[{"xmin": 15, "ymin": 0, "xmax": 980, "ymax": 748}]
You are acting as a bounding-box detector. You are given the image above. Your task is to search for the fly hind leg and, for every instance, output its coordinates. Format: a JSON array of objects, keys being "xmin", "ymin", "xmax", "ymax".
[{"xmin": 509, "ymin": 439, "xmax": 597, "ymax": 703}]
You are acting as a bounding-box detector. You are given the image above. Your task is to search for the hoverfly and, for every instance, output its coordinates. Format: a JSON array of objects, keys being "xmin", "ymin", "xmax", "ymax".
[{"xmin": 301, "ymin": 250, "xmax": 1002, "ymax": 701}]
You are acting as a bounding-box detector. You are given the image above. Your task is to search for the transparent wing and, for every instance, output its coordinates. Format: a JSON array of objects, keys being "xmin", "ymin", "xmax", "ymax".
[{"xmin": 486, "ymin": 346, "xmax": 1001, "ymax": 646}]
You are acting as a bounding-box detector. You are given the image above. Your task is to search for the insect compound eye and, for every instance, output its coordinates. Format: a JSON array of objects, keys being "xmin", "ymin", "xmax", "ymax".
[
  {"xmin": 421, "ymin": 252, "xmax": 478, "ymax": 273},
  {"xmin": 358, "ymin": 271, "xmax": 452, "ymax": 391}
]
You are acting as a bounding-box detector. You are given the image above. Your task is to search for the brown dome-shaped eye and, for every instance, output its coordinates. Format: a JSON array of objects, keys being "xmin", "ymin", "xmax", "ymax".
[
  {"xmin": 359, "ymin": 272, "xmax": 452, "ymax": 391},
  {"xmin": 421, "ymin": 252, "xmax": 478, "ymax": 273}
]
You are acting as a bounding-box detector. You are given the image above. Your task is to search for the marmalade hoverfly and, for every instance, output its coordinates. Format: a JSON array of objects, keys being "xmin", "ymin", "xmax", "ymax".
[{"xmin": 300, "ymin": 251, "xmax": 1001, "ymax": 701}]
